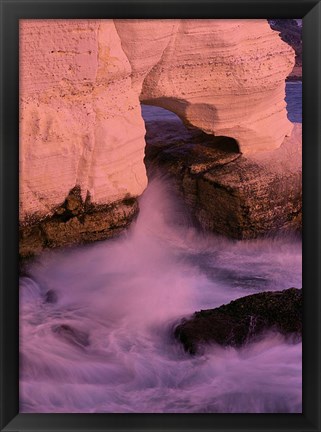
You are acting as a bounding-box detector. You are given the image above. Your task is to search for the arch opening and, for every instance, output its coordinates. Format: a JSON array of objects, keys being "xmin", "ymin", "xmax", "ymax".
[
  {"xmin": 141, "ymin": 104, "xmax": 240, "ymax": 152},
  {"xmin": 141, "ymin": 104, "xmax": 241, "ymax": 179}
]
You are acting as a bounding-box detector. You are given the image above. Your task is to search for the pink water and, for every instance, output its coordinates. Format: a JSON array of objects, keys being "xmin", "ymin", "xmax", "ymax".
[{"xmin": 20, "ymin": 178, "xmax": 302, "ymax": 413}]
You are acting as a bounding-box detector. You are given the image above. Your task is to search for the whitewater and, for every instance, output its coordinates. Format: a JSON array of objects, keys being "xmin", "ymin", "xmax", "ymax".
[{"xmin": 19, "ymin": 83, "xmax": 302, "ymax": 413}]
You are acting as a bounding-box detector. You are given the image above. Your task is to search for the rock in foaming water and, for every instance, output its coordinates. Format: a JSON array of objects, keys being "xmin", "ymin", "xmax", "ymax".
[
  {"xmin": 19, "ymin": 186, "xmax": 139, "ymax": 259},
  {"xmin": 145, "ymin": 123, "xmax": 302, "ymax": 239},
  {"xmin": 174, "ymin": 288, "xmax": 302, "ymax": 354}
]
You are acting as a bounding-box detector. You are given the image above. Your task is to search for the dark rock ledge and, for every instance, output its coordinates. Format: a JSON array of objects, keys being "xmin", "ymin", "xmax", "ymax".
[
  {"xmin": 19, "ymin": 185, "xmax": 139, "ymax": 260},
  {"xmin": 174, "ymin": 288, "xmax": 302, "ymax": 355},
  {"xmin": 145, "ymin": 131, "xmax": 302, "ymax": 239}
]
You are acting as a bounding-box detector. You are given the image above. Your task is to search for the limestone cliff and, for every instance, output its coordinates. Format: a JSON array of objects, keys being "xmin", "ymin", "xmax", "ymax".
[
  {"xmin": 116, "ymin": 19, "xmax": 295, "ymax": 153},
  {"xmin": 20, "ymin": 20, "xmax": 147, "ymax": 221},
  {"xmin": 19, "ymin": 19, "xmax": 299, "ymax": 256}
]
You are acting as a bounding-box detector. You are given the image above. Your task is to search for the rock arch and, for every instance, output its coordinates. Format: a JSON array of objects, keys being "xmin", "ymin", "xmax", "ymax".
[
  {"xmin": 19, "ymin": 19, "xmax": 300, "ymax": 256},
  {"xmin": 115, "ymin": 19, "xmax": 294, "ymax": 154},
  {"xmin": 141, "ymin": 103, "xmax": 241, "ymax": 156}
]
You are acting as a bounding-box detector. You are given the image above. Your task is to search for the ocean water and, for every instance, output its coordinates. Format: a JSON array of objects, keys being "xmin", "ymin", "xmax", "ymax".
[
  {"xmin": 19, "ymin": 83, "xmax": 302, "ymax": 413},
  {"xmin": 285, "ymin": 81, "xmax": 302, "ymax": 123},
  {"xmin": 142, "ymin": 81, "xmax": 302, "ymax": 125}
]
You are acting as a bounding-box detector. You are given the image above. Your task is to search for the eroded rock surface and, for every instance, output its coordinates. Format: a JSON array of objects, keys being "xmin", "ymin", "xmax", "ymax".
[
  {"xmin": 174, "ymin": 288, "xmax": 302, "ymax": 354},
  {"xmin": 20, "ymin": 19, "xmax": 298, "ymax": 254},
  {"xmin": 20, "ymin": 20, "xmax": 147, "ymax": 222},
  {"xmin": 116, "ymin": 19, "xmax": 294, "ymax": 153},
  {"xmin": 19, "ymin": 186, "xmax": 138, "ymax": 259},
  {"xmin": 145, "ymin": 123, "xmax": 302, "ymax": 239}
]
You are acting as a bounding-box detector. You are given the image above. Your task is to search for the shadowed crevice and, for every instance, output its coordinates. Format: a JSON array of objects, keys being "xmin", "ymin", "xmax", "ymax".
[{"xmin": 141, "ymin": 104, "xmax": 241, "ymax": 155}]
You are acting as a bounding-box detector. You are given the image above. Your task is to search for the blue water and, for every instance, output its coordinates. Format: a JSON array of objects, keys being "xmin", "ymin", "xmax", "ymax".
[
  {"xmin": 142, "ymin": 81, "xmax": 302, "ymax": 125},
  {"xmin": 285, "ymin": 81, "xmax": 302, "ymax": 123}
]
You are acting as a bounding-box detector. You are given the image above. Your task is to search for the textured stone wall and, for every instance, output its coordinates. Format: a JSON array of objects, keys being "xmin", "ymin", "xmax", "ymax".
[
  {"xmin": 116, "ymin": 19, "xmax": 295, "ymax": 153},
  {"xmin": 20, "ymin": 20, "xmax": 147, "ymax": 222},
  {"xmin": 19, "ymin": 19, "xmax": 298, "ymax": 256}
]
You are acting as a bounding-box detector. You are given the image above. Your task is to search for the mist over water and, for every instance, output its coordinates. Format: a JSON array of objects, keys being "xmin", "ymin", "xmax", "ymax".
[
  {"xmin": 20, "ymin": 83, "xmax": 302, "ymax": 413},
  {"xmin": 20, "ymin": 178, "xmax": 302, "ymax": 413}
]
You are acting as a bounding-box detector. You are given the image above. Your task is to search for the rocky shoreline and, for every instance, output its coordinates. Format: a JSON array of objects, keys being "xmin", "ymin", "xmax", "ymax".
[
  {"xmin": 19, "ymin": 186, "xmax": 139, "ymax": 260},
  {"xmin": 20, "ymin": 122, "xmax": 302, "ymax": 260},
  {"xmin": 145, "ymin": 124, "xmax": 302, "ymax": 240},
  {"xmin": 19, "ymin": 19, "xmax": 301, "ymax": 258},
  {"xmin": 20, "ymin": 20, "xmax": 296, "ymax": 249},
  {"xmin": 174, "ymin": 288, "xmax": 302, "ymax": 354}
]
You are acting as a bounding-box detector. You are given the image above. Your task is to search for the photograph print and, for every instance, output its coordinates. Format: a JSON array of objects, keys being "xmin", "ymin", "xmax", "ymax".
[{"xmin": 19, "ymin": 18, "xmax": 302, "ymax": 413}]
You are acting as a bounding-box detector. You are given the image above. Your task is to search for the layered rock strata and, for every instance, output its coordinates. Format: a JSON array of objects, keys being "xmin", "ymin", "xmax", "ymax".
[
  {"xmin": 174, "ymin": 288, "xmax": 302, "ymax": 355},
  {"xmin": 116, "ymin": 19, "xmax": 295, "ymax": 153},
  {"xmin": 20, "ymin": 19, "xmax": 297, "ymax": 256},
  {"xmin": 145, "ymin": 121, "xmax": 302, "ymax": 239},
  {"xmin": 19, "ymin": 19, "xmax": 147, "ymax": 258},
  {"xmin": 19, "ymin": 186, "xmax": 138, "ymax": 259},
  {"xmin": 20, "ymin": 20, "xmax": 147, "ymax": 222}
]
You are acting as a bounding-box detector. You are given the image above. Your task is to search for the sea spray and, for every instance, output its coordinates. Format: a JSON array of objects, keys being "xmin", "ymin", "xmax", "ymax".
[{"xmin": 20, "ymin": 178, "xmax": 302, "ymax": 413}]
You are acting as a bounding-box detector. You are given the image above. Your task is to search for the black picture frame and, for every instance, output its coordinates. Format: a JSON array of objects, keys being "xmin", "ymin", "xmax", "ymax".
[{"xmin": 1, "ymin": 0, "xmax": 320, "ymax": 431}]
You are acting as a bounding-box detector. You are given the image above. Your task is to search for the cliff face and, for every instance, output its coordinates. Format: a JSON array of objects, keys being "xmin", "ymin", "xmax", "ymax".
[
  {"xmin": 116, "ymin": 19, "xmax": 294, "ymax": 153},
  {"xmin": 145, "ymin": 122, "xmax": 302, "ymax": 239},
  {"xmin": 20, "ymin": 20, "xmax": 148, "ymax": 221},
  {"xmin": 19, "ymin": 19, "xmax": 298, "ymax": 256}
]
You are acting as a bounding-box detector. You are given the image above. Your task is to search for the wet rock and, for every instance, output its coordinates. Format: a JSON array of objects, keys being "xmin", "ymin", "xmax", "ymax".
[
  {"xmin": 19, "ymin": 20, "xmax": 297, "ymax": 257},
  {"xmin": 19, "ymin": 187, "xmax": 139, "ymax": 259},
  {"xmin": 145, "ymin": 123, "xmax": 301, "ymax": 239},
  {"xmin": 51, "ymin": 324, "xmax": 90, "ymax": 348},
  {"xmin": 59, "ymin": 186, "xmax": 84, "ymax": 219},
  {"xmin": 174, "ymin": 288, "xmax": 302, "ymax": 354}
]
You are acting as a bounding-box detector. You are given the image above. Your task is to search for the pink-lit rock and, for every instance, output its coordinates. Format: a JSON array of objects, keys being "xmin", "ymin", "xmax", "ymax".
[
  {"xmin": 116, "ymin": 19, "xmax": 295, "ymax": 154},
  {"xmin": 19, "ymin": 19, "xmax": 298, "ymax": 247},
  {"xmin": 20, "ymin": 19, "xmax": 147, "ymax": 221}
]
